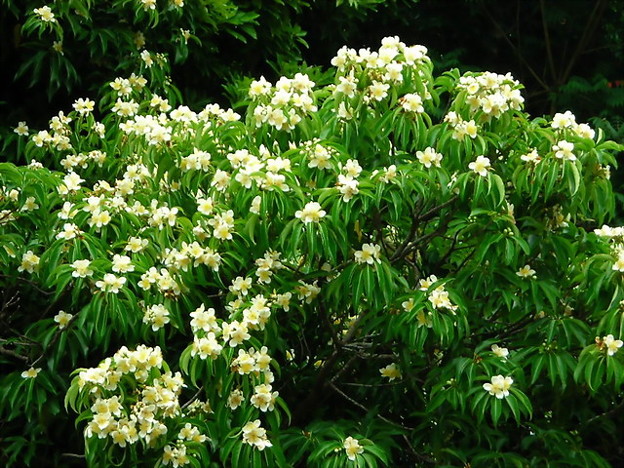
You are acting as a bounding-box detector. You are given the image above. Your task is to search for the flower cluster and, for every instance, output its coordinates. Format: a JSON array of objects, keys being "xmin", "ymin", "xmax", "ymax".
[
  {"xmin": 76, "ymin": 345, "xmax": 193, "ymax": 450},
  {"xmin": 331, "ymin": 36, "xmax": 432, "ymax": 110},
  {"xmin": 456, "ymin": 72, "xmax": 524, "ymax": 120},
  {"xmin": 249, "ymin": 73, "xmax": 317, "ymax": 131},
  {"xmin": 551, "ymin": 110, "xmax": 595, "ymax": 139},
  {"xmin": 241, "ymin": 419, "xmax": 272, "ymax": 450},
  {"xmin": 444, "ymin": 111, "xmax": 478, "ymax": 141},
  {"xmin": 427, "ymin": 284, "xmax": 458, "ymax": 313},
  {"xmin": 143, "ymin": 304, "xmax": 171, "ymax": 331},
  {"xmin": 416, "ymin": 147, "xmax": 443, "ymax": 169}
]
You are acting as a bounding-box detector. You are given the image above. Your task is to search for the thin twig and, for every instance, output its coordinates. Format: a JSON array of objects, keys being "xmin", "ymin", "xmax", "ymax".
[
  {"xmin": 539, "ymin": 0, "xmax": 557, "ymax": 84},
  {"xmin": 481, "ymin": 6, "xmax": 550, "ymax": 92},
  {"xmin": 0, "ymin": 274, "xmax": 54, "ymax": 296},
  {"xmin": 181, "ymin": 386, "xmax": 205, "ymax": 410},
  {"xmin": 328, "ymin": 382, "xmax": 414, "ymax": 431}
]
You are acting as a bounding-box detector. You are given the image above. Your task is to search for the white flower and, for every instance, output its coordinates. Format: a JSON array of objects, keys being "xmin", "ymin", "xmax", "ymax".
[
  {"xmin": 73, "ymin": 98, "xmax": 95, "ymax": 116},
  {"xmin": 603, "ymin": 334, "xmax": 623, "ymax": 356},
  {"xmin": 250, "ymin": 196, "xmax": 262, "ymax": 215},
  {"xmin": 552, "ymin": 140, "xmax": 576, "ymax": 161},
  {"xmin": 63, "ymin": 172, "xmax": 85, "ymax": 191},
  {"xmin": 516, "ymin": 264, "xmax": 536, "ymax": 278},
  {"xmin": 111, "ymin": 254, "xmax": 134, "ymax": 273},
  {"xmin": 34, "ymin": 5, "xmax": 56, "ymax": 22},
  {"xmin": 483, "ymin": 375, "xmax": 513, "ymax": 399},
  {"xmin": 468, "ymin": 156, "xmax": 491, "ymax": 176},
  {"xmin": 14, "ymin": 121, "xmax": 29, "ymax": 136},
  {"xmin": 21, "ymin": 367, "xmax": 42, "ymax": 379},
  {"xmin": 54, "ymin": 310, "xmax": 73, "ymax": 329},
  {"xmin": 354, "ymin": 243, "xmax": 382, "ymax": 265},
  {"xmin": 416, "ymin": 147, "xmax": 443, "ymax": 168},
  {"xmin": 343, "ymin": 436, "xmax": 364, "ymax": 461},
  {"xmin": 71, "ymin": 259, "xmax": 94, "ymax": 278},
  {"xmin": 18, "ymin": 251, "xmax": 40, "ymax": 274},
  {"xmin": 379, "ymin": 363, "xmax": 402, "ymax": 381},
  {"xmin": 491, "ymin": 344, "xmax": 509, "ymax": 359},
  {"xmin": 95, "ymin": 273, "xmax": 126, "ymax": 294},
  {"xmin": 295, "ymin": 201, "xmax": 326, "ymax": 224},
  {"xmin": 551, "ymin": 111, "xmax": 576, "ymax": 129},
  {"xmin": 368, "ymin": 81, "xmax": 389, "ymax": 101},
  {"xmin": 418, "ymin": 274, "xmax": 438, "ymax": 291},
  {"xmin": 520, "ymin": 149, "xmax": 541, "ymax": 164},
  {"xmin": 401, "ymin": 93, "xmax": 424, "ymax": 113}
]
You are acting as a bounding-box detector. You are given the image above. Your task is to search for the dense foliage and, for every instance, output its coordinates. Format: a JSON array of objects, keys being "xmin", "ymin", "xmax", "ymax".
[{"xmin": 1, "ymin": 34, "xmax": 624, "ymax": 466}]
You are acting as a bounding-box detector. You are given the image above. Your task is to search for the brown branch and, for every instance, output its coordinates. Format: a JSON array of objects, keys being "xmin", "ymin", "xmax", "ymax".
[
  {"xmin": 181, "ymin": 385, "xmax": 205, "ymax": 410},
  {"xmin": 0, "ymin": 344, "xmax": 29, "ymax": 362},
  {"xmin": 390, "ymin": 195, "xmax": 458, "ymax": 262},
  {"xmin": 292, "ymin": 309, "xmax": 367, "ymax": 424},
  {"xmin": 584, "ymin": 401, "xmax": 624, "ymax": 426}
]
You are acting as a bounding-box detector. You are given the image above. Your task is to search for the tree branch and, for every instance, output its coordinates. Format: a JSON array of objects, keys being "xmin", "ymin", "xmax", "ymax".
[
  {"xmin": 328, "ymin": 382, "xmax": 414, "ymax": 431},
  {"xmin": 0, "ymin": 344, "xmax": 29, "ymax": 362}
]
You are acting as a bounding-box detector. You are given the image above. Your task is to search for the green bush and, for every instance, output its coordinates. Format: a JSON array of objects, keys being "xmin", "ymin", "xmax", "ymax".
[{"xmin": 1, "ymin": 36, "xmax": 623, "ymax": 467}]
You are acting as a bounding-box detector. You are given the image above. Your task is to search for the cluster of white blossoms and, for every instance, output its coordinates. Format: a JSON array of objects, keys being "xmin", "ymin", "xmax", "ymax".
[
  {"xmin": 336, "ymin": 158, "xmax": 362, "ymax": 202},
  {"xmin": 142, "ymin": 304, "xmax": 171, "ymax": 331},
  {"xmin": 551, "ymin": 110, "xmax": 596, "ymax": 140},
  {"xmin": 254, "ymin": 250, "xmax": 284, "ymax": 284},
  {"xmin": 229, "ymin": 147, "xmax": 291, "ymax": 193},
  {"xmin": 456, "ymin": 72, "xmax": 524, "ymax": 119},
  {"xmin": 161, "ymin": 423, "xmax": 207, "ymax": 467},
  {"xmin": 416, "ymin": 147, "xmax": 443, "ymax": 169},
  {"xmin": 593, "ymin": 225, "xmax": 624, "ymax": 272},
  {"xmin": 331, "ymin": 36, "xmax": 432, "ymax": 112},
  {"xmin": 354, "ymin": 243, "xmax": 382, "ymax": 265},
  {"xmin": 343, "ymin": 436, "xmax": 364, "ymax": 461},
  {"xmin": 18, "ymin": 250, "xmax": 40, "ymax": 274},
  {"xmin": 483, "ymin": 375, "xmax": 513, "ymax": 399},
  {"xmin": 76, "ymin": 345, "xmax": 198, "ymax": 452},
  {"xmin": 60, "ymin": 149, "xmax": 107, "ymax": 171},
  {"xmin": 32, "ymin": 111, "xmax": 72, "ymax": 151},
  {"xmin": 427, "ymin": 283, "xmax": 458, "ymax": 313},
  {"xmin": 241, "ymin": 419, "xmax": 272, "ymax": 450},
  {"xmin": 444, "ymin": 111, "xmax": 478, "ymax": 141},
  {"xmin": 249, "ymin": 73, "xmax": 317, "ymax": 131}
]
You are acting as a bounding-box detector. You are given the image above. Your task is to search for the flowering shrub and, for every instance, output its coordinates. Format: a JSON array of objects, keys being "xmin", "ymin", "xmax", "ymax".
[{"xmin": 1, "ymin": 36, "xmax": 624, "ymax": 466}]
